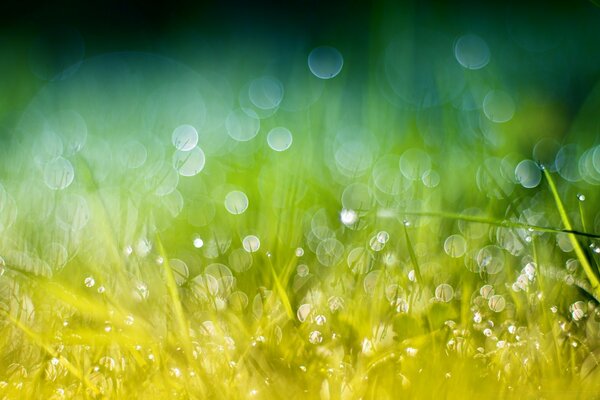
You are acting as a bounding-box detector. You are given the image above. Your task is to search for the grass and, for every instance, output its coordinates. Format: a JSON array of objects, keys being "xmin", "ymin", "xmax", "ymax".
[{"xmin": 1, "ymin": 32, "xmax": 600, "ymax": 400}]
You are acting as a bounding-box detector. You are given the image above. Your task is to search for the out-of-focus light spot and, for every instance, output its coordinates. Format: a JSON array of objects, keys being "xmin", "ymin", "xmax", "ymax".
[
  {"xmin": 515, "ymin": 159, "xmax": 541, "ymax": 188},
  {"xmin": 454, "ymin": 34, "xmax": 490, "ymax": 70},
  {"xmin": 340, "ymin": 208, "xmax": 358, "ymax": 225},
  {"xmin": 400, "ymin": 149, "xmax": 431, "ymax": 181},
  {"xmin": 483, "ymin": 90, "xmax": 515, "ymax": 123},
  {"xmin": 444, "ymin": 235, "xmax": 467, "ymax": 258},
  {"xmin": 225, "ymin": 108, "xmax": 260, "ymax": 142},
  {"xmin": 193, "ymin": 237, "xmax": 204, "ymax": 248},
  {"xmin": 224, "ymin": 190, "xmax": 249, "ymax": 215},
  {"xmin": 267, "ymin": 127, "xmax": 293, "ymax": 152},
  {"xmin": 249, "ymin": 76, "xmax": 284, "ymax": 110},
  {"xmin": 242, "ymin": 235, "xmax": 260, "ymax": 253},
  {"xmin": 308, "ymin": 46, "xmax": 344, "ymax": 79},
  {"xmin": 172, "ymin": 124, "xmax": 198, "ymax": 151},
  {"xmin": 172, "ymin": 147, "xmax": 206, "ymax": 176},
  {"xmin": 44, "ymin": 157, "xmax": 75, "ymax": 190}
]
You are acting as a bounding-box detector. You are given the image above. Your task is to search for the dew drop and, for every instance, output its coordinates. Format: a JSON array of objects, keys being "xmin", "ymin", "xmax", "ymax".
[
  {"xmin": 84, "ymin": 276, "xmax": 95, "ymax": 288},
  {"xmin": 376, "ymin": 231, "xmax": 390, "ymax": 244},
  {"xmin": 340, "ymin": 208, "xmax": 358, "ymax": 226},
  {"xmin": 193, "ymin": 237, "xmax": 204, "ymax": 248},
  {"xmin": 408, "ymin": 270, "xmax": 416, "ymax": 282},
  {"xmin": 297, "ymin": 304, "xmax": 311, "ymax": 323},
  {"xmin": 315, "ymin": 314, "xmax": 327, "ymax": 326},
  {"xmin": 308, "ymin": 330, "xmax": 323, "ymax": 344}
]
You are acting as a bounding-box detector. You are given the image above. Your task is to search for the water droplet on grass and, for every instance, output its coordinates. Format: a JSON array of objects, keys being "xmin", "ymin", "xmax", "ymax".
[
  {"xmin": 408, "ymin": 270, "xmax": 416, "ymax": 282},
  {"xmin": 308, "ymin": 330, "xmax": 323, "ymax": 344},
  {"xmin": 328, "ymin": 296, "xmax": 344, "ymax": 312},
  {"xmin": 84, "ymin": 276, "xmax": 95, "ymax": 288},
  {"xmin": 571, "ymin": 301, "xmax": 586, "ymax": 321},
  {"xmin": 340, "ymin": 208, "xmax": 358, "ymax": 226},
  {"xmin": 376, "ymin": 231, "xmax": 390, "ymax": 244},
  {"xmin": 369, "ymin": 235, "xmax": 385, "ymax": 252},
  {"xmin": 193, "ymin": 237, "xmax": 204, "ymax": 248}
]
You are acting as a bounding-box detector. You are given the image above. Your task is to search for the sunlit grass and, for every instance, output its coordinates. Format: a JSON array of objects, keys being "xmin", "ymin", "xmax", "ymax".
[{"xmin": 1, "ymin": 26, "xmax": 600, "ymax": 400}]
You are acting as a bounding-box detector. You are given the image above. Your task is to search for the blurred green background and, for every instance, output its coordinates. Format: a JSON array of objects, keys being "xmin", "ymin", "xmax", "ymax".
[{"xmin": 1, "ymin": 1, "xmax": 600, "ymax": 399}]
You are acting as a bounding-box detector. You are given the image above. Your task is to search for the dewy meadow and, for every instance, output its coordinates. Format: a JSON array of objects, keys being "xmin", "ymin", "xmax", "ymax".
[{"xmin": 1, "ymin": 2, "xmax": 600, "ymax": 399}]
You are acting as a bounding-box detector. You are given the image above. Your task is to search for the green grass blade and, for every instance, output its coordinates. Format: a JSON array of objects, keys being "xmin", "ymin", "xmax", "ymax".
[
  {"xmin": 543, "ymin": 168, "xmax": 600, "ymax": 300},
  {"xmin": 2, "ymin": 310, "xmax": 101, "ymax": 396}
]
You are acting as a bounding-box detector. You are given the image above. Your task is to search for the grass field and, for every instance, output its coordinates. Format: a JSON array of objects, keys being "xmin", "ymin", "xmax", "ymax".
[{"xmin": 1, "ymin": 2, "xmax": 600, "ymax": 399}]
